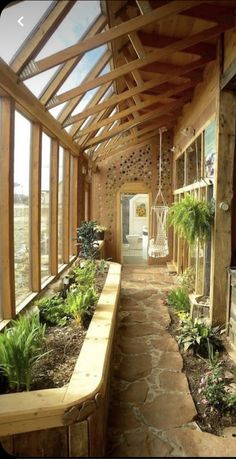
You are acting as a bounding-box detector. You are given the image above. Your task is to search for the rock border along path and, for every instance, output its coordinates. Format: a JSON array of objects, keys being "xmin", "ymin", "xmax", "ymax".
[{"xmin": 106, "ymin": 265, "xmax": 236, "ymax": 457}]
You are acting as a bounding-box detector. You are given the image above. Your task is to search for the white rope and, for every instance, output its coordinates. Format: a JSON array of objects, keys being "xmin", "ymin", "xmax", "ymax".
[{"xmin": 148, "ymin": 127, "xmax": 169, "ymax": 258}]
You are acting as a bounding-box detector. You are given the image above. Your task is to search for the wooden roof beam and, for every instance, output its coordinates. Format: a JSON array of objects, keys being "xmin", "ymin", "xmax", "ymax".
[
  {"xmin": 11, "ymin": 1, "xmax": 76, "ymax": 74},
  {"xmin": 62, "ymin": 56, "xmax": 210, "ymax": 124},
  {"xmin": 40, "ymin": 15, "xmax": 107, "ymax": 106},
  {"xmin": 68, "ymin": 82, "xmax": 112, "ymax": 136},
  {"xmin": 57, "ymin": 51, "xmax": 112, "ymax": 125},
  {"xmin": 48, "ymin": 20, "xmax": 232, "ymax": 108},
  {"xmin": 74, "ymin": 85, "xmax": 192, "ymax": 137},
  {"xmin": 83, "ymin": 96, "xmax": 189, "ymax": 148},
  {"xmin": 138, "ymin": 31, "xmax": 216, "ymax": 60},
  {"xmin": 20, "ymin": 1, "xmax": 200, "ymax": 77}
]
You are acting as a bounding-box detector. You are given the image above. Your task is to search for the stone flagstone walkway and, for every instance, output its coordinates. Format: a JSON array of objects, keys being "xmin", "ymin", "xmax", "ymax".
[{"xmin": 106, "ymin": 265, "xmax": 236, "ymax": 457}]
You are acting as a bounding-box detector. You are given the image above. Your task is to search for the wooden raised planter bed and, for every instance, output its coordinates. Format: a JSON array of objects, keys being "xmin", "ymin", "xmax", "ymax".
[{"xmin": 0, "ymin": 262, "xmax": 121, "ymax": 458}]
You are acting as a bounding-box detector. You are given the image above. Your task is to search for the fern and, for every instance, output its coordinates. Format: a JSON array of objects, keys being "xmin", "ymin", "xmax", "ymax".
[{"xmin": 168, "ymin": 194, "xmax": 214, "ymax": 245}]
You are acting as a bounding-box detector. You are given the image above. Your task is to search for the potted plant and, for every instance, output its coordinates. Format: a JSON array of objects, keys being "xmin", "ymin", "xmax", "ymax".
[
  {"xmin": 95, "ymin": 224, "xmax": 107, "ymax": 241},
  {"xmin": 167, "ymin": 194, "xmax": 215, "ymax": 245}
]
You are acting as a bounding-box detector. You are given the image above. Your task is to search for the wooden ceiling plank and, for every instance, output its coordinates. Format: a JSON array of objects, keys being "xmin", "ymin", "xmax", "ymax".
[
  {"xmin": 49, "ymin": 21, "xmax": 231, "ymax": 108},
  {"xmin": 62, "ymin": 56, "xmax": 209, "ymax": 125},
  {"xmin": 24, "ymin": 1, "xmax": 200, "ymax": 76},
  {"xmin": 40, "ymin": 15, "xmax": 107, "ymax": 105},
  {"xmin": 11, "ymin": 1, "xmax": 76, "ymax": 74}
]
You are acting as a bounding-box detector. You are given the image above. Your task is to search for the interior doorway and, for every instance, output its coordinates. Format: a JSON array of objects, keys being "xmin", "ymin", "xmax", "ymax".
[{"xmin": 120, "ymin": 192, "xmax": 149, "ymax": 264}]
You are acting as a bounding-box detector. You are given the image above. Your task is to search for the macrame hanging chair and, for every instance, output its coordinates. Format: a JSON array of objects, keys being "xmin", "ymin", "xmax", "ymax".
[{"xmin": 148, "ymin": 128, "xmax": 169, "ymax": 258}]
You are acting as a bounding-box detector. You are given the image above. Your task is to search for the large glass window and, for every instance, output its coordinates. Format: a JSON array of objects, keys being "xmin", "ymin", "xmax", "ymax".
[
  {"xmin": 41, "ymin": 133, "xmax": 51, "ymax": 281},
  {"xmin": 58, "ymin": 146, "xmax": 64, "ymax": 266},
  {"xmin": 14, "ymin": 111, "xmax": 31, "ymax": 305}
]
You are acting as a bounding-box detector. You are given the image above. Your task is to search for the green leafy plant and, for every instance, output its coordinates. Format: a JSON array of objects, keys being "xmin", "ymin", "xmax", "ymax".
[
  {"xmin": 168, "ymin": 194, "xmax": 215, "ymax": 245},
  {"xmin": 96, "ymin": 259, "xmax": 109, "ymax": 274},
  {"xmin": 76, "ymin": 220, "xmax": 99, "ymax": 259},
  {"xmin": 176, "ymin": 267, "xmax": 195, "ymax": 293},
  {"xmin": 198, "ymin": 342, "xmax": 236, "ymax": 410},
  {"xmin": 0, "ymin": 313, "xmax": 47, "ymax": 391},
  {"xmin": 73, "ymin": 259, "xmax": 96, "ymax": 290},
  {"xmin": 66, "ymin": 287, "xmax": 98, "ymax": 326},
  {"xmin": 177, "ymin": 317, "xmax": 222, "ymax": 355},
  {"xmin": 37, "ymin": 294, "xmax": 70, "ymax": 327},
  {"xmin": 168, "ymin": 287, "xmax": 190, "ymax": 313}
]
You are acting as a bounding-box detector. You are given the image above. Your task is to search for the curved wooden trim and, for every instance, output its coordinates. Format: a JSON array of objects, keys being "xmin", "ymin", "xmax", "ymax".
[{"xmin": 0, "ymin": 262, "xmax": 121, "ymax": 436}]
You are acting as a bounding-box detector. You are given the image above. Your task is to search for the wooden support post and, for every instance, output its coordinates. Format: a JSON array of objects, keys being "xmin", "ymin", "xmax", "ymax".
[
  {"xmin": 211, "ymin": 90, "xmax": 236, "ymax": 324},
  {"xmin": 0, "ymin": 97, "xmax": 15, "ymax": 318},
  {"xmin": 50, "ymin": 139, "xmax": 59, "ymax": 275},
  {"xmin": 63, "ymin": 149, "xmax": 70, "ymax": 264},
  {"xmin": 30, "ymin": 123, "xmax": 42, "ymax": 292},
  {"xmin": 70, "ymin": 156, "xmax": 79, "ymax": 257}
]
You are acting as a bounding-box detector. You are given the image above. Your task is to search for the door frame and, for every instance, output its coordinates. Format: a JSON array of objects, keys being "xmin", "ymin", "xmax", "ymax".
[{"xmin": 116, "ymin": 182, "xmax": 152, "ymax": 263}]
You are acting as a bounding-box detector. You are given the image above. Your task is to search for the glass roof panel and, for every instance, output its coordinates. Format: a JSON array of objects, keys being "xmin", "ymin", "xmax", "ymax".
[
  {"xmin": 71, "ymin": 87, "xmax": 99, "ymax": 117},
  {"xmin": 24, "ymin": 65, "xmax": 61, "ymax": 98},
  {"xmin": 49, "ymin": 102, "xmax": 67, "ymax": 119},
  {"xmin": 36, "ymin": 1, "xmax": 101, "ymax": 60},
  {"xmin": 0, "ymin": 1, "xmax": 54, "ymax": 64},
  {"xmin": 57, "ymin": 45, "xmax": 107, "ymax": 95}
]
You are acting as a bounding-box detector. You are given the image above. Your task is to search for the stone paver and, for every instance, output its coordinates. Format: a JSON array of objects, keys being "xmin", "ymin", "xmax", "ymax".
[{"xmin": 107, "ymin": 265, "xmax": 236, "ymax": 457}]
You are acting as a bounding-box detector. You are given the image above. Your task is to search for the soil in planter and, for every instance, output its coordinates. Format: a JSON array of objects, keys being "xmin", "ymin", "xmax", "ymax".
[
  {"xmin": 168, "ymin": 307, "xmax": 236, "ymax": 436},
  {"xmin": 1, "ymin": 266, "xmax": 108, "ymax": 394}
]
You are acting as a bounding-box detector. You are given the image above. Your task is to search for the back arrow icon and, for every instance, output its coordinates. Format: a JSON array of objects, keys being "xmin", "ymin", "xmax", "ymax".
[{"xmin": 18, "ymin": 16, "xmax": 24, "ymax": 27}]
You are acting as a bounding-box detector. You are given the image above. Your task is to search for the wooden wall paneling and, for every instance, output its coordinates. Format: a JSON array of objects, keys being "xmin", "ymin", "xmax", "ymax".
[
  {"xmin": 30, "ymin": 123, "xmax": 42, "ymax": 292},
  {"xmin": 210, "ymin": 89, "xmax": 236, "ymax": 324},
  {"xmin": 50, "ymin": 139, "xmax": 59, "ymax": 275},
  {"xmin": 0, "ymin": 436, "xmax": 14, "ymax": 456},
  {"xmin": 13, "ymin": 426, "xmax": 68, "ymax": 457},
  {"xmin": 68, "ymin": 421, "xmax": 88, "ymax": 457},
  {"xmin": 62, "ymin": 149, "xmax": 70, "ymax": 264},
  {"xmin": 69, "ymin": 156, "xmax": 79, "ymax": 257},
  {"xmin": 0, "ymin": 97, "xmax": 15, "ymax": 318}
]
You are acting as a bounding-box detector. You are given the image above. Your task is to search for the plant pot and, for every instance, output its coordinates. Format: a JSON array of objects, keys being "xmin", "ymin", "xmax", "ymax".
[
  {"xmin": 95, "ymin": 230, "xmax": 105, "ymax": 241},
  {"xmin": 189, "ymin": 293, "xmax": 210, "ymax": 320}
]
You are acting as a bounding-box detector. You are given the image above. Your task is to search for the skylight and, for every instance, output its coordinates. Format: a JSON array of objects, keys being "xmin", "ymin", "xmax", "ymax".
[
  {"xmin": 0, "ymin": 1, "xmax": 54, "ymax": 64},
  {"xmin": 36, "ymin": 1, "xmax": 101, "ymax": 60}
]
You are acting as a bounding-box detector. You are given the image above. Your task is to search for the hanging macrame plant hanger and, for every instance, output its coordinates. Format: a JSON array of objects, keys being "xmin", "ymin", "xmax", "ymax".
[{"xmin": 148, "ymin": 127, "xmax": 169, "ymax": 258}]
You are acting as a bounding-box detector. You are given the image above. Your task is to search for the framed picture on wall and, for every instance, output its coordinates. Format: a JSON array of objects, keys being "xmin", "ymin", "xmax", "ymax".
[
  {"xmin": 135, "ymin": 202, "xmax": 147, "ymax": 218},
  {"xmin": 204, "ymin": 120, "xmax": 216, "ymax": 178}
]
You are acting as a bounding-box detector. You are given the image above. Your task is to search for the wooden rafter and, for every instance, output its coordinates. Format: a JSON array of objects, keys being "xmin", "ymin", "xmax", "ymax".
[
  {"xmin": 40, "ymin": 15, "xmax": 107, "ymax": 106},
  {"xmin": 83, "ymin": 97, "xmax": 187, "ymax": 148},
  {"xmin": 73, "ymin": 80, "xmax": 196, "ymax": 137},
  {"xmin": 57, "ymin": 50, "xmax": 112, "ymax": 124},
  {"xmin": 62, "ymin": 56, "xmax": 209, "ymax": 125},
  {"xmin": 20, "ymin": 1, "xmax": 199, "ymax": 78},
  {"xmin": 47, "ymin": 21, "xmax": 232, "ymax": 108},
  {"xmin": 68, "ymin": 82, "xmax": 112, "ymax": 136},
  {"xmin": 11, "ymin": 1, "xmax": 76, "ymax": 74}
]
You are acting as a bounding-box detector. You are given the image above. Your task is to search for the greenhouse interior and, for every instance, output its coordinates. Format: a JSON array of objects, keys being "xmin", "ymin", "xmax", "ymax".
[{"xmin": 1, "ymin": 0, "xmax": 236, "ymax": 457}]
